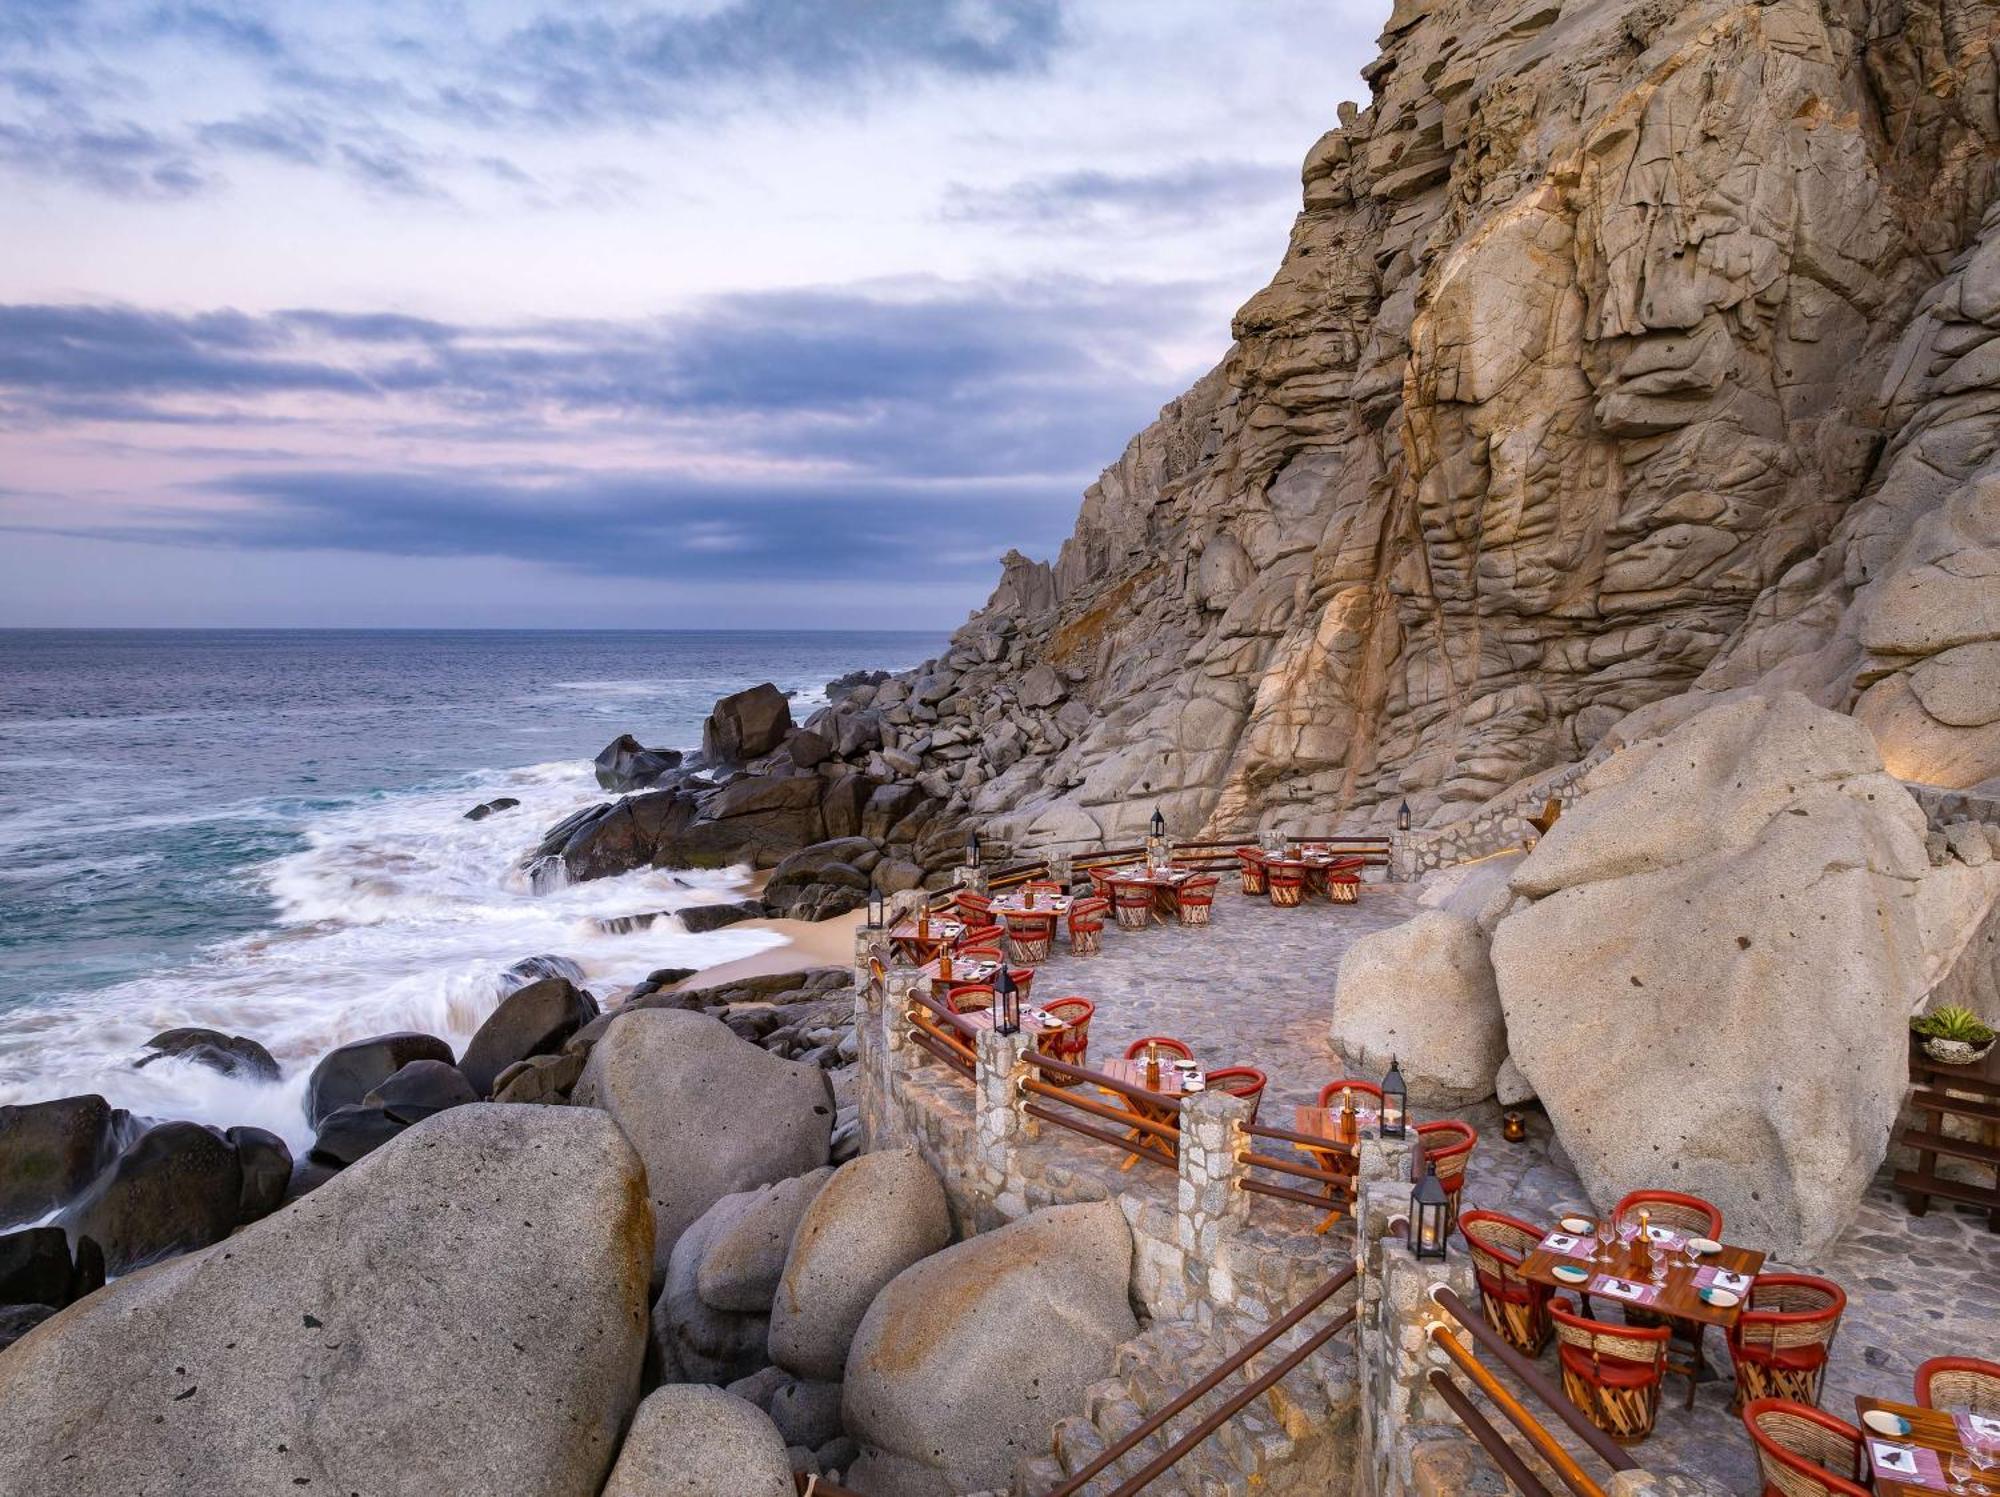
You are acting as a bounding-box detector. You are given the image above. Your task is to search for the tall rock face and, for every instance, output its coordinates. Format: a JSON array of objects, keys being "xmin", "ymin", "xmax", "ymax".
[{"xmin": 901, "ymin": 0, "xmax": 2000, "ymax": 851}]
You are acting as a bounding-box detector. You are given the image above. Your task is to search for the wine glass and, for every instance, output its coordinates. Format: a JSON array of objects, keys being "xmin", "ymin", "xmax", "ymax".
[
  {"xmin": 1949, "ymin": 1454, "xmax": 1977, "ymax": 1494},
  {"xmin": 1597, "ymin": 1214, "xmax": 1618, "ymax": 1264}
]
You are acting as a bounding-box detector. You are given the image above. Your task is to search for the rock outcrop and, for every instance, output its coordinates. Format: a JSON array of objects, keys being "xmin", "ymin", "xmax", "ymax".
[
  {"xmin": 843, "ymin": 1201, "xmax": 1137, "ymax": 1497},
  {"xmin": 0, "ymin": 1106, "xmax": 653, "ymax": 1497},
  {"xmin": 1333, "ymin": 908, "xmax": 1506, "ymax": 1106},
  {"xmin": 1490, "ymin": 694, "xmax": 2000, "ymax": 1257},
  {"xmin": 863, "ymin": 0, "xmax": 2000, "ymax": 848},
  {"xmin": 601, "ymin": 1385, "xmax": 795, "ymax": 1497}
]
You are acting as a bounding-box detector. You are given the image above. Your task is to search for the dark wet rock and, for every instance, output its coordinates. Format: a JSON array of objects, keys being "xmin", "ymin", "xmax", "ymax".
[
  {"xmin": 0, "ymin": 1304, "xmax": 55, "ymax": 1353},
  {"xmin": 134, "ymin": 1027, "xmax": 280, "ymax": 1083},
  {"xmin": 819, "ymin": 771, "xmax": 870, "ymax": 841},
  {"xmin": 226, "ymin": 1126, "xmax": 291, "ymax": 1225},
  {"xmin": 784, "ymin": 729, "xmax": 833, "ymax": 770},
  {"xmin": 70, "ymin": 1235, "xmax": 103, "ymax": 1300},
  {"xmin": 595, "ymin": 734, "xmax": 684, "ymax": 793},
  {"xmin": 824, "ymin": 668, "xmax": 889, "ymax": 704},
  {"xmin": 363, "ymin": 1059, "xmax": 479, "ymax": 1123},
  {"xmin": 680, "ymin": 898, "xmax": 768, "ymax": 934},
  {"xmin": 646, "ymin": 966, "xmax": 698, "ymax": 988},
  {"xmin": 703, "ymin": 684, "xmax": 794, "ymax": 766},
  {"xmin": 282, "ymin": 1155, "xmax": 340, "ymax": 1204},
  {"xmin": 761, "ymin": 839, "xmax": 873, "ymax": 922},
  {"xmin": 0, "ymin": 1095, "xmax": 126, "ymax": 1228},
  {"xmin": 55, "ymin": 1121, "xmax": 243, "ymax": 1275},
  {"xmin": 462, "ymin": 796, "xmax": 521, "ymax": 821},
  {"xmin": 460, "ymin": 978, "xmax": 599, "ymax": 1097},
  {"xmin": 501, "ymin": 953, "xmax": 586, "ymax": 991},
  {"xmin": 534, "ymin": 777, "xmax": 826, "ymax": 881},
  {"xmin": 860, "ymin": 783, "xmax": 922, "ymax": 841},
  {"xmin": 304, "ymin": 1031, "xmax": 454, "ymax": 1129},
  {"xmin": 0, "ymin": 1227, "xmax": 80, "ymax": 1309},
  {"xmin": 309, "ymin": 1104, "xmax": 406, "ymax": 1169},
  {"xmin": 490, "ymin": 1051, "xmax": 583, "ymax": 1105}
]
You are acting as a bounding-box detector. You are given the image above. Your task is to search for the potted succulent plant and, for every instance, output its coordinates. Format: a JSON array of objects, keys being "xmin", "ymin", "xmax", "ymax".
[{"xmin": 1911, "ymin": 1004, "xmax": 1998, "ymax": 1066}]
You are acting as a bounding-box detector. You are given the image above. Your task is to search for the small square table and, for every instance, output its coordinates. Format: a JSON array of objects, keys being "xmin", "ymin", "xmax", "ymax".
[
  {"xmin": 1519, "ymin": 1227, "xmax": 1766, "ymax": 1329},
  {"xmin": 1856, "ymin": 1396, "xmax": 2000, "ymax": 1495}
]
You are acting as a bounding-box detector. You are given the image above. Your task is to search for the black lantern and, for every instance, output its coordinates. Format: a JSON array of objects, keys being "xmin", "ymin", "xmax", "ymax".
[
  {"xmin": 1409, "ymin": 1160, "xmax": 1449, "ymax": 1260},
  {"xmin": 865, "ymin": 880, "xmax": 887, "ymax": 930},
  {"xmin": 1149, "ymin": 806, "xmax": 1166, "ymax": 839},
  {"xmin": 992, "ymin": 964, "xmax": 1020, "ymax": 1035},
  {"xmin": 1380, "ymin": 1055, "xmax": 1408, "ymax": 1138},
  {"xmin": 1397, "ymin": 799, "xmax": 1412, "ymax": 832},
  {"xmin": 965, "ymin": 828, "xmax": 982, "ymax": 869}
]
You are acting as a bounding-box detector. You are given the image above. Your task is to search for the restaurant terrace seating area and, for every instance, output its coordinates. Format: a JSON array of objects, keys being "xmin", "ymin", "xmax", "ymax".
[{"xmin": 876, "ymin": 840, "xmax": 2000, "ymax": 1496}]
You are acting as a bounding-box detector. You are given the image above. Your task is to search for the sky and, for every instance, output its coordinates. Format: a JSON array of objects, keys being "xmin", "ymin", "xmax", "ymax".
[{"xmin": 0, "ymin": 0, "xmax": 1382, "ymax": 628}]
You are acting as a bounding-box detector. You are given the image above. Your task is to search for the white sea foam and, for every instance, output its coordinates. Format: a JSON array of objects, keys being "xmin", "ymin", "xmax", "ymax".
[{"xmin": 0, "ymin": 759, "xmax": 786, "ymax": 1153}]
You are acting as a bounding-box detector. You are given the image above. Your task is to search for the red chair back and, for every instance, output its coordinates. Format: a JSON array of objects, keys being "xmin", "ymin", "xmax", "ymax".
[
  {"xmin": 1205, "ymin": 1066, "xmax": 1267, "ymax": 1123},
  {"xmin": 1317, "ymin": 1079, "xmax": 1386, "ymax": 1109},
  {"xmin": 944, "ymin": 981, "xmax": 995, "ymax": 1015},
  {"xmin": 1915, "ymin": 1356, "xmax": 2000, "ymax": 1417},
  {"xmin": 1741, "ymin": 1398, "xmax": 1871, "ymax": 1497},
  {"xmin": 1614, "ymin": 1189, "xmax": 1722, "ymax": 1241},
  {"xmin": 1125, "ymin": 1036, "xmax": 1193, "ymax": 1061},
  {"xmin": 1067, "ymin": 897, "xmax": 1108, "ymax": 929}
]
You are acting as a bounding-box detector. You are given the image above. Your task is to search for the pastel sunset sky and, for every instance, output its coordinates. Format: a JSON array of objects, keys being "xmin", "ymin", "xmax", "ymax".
[{"xmin": 1, "ymin": 1, "xmax": 1377, "ymax": 626}]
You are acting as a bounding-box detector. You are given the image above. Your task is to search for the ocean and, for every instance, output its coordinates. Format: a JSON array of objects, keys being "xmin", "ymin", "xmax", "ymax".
[{"xmin": 0, "ymin": 629, "xmax": 943, "ymax": 1151}]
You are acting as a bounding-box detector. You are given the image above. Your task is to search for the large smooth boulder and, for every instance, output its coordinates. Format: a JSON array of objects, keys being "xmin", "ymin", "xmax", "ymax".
[
  {"xmin": 600, "ymin": 1385, "xmax": 793, "ymax": 1497},
  {"xmin": 702, "ymin": 684, "xmax": 794, "ymax": 766},
  {"xmin": 595, "ymin": 733, "xmax": 684, "ymax": 792},
  {"xmin": 768, "ymin": 1149, "xmax": 950, "ymax": 1381},
  {"xmin": 652, "ymin": 1189, "xmax": 784, "ymax": 1385},
  {"xmin": 843, "ymin": 1202, "xmax": 1137, "ymax": 1496},
  {"xmin": 1332, "ymin": 909, "xmax": 1506, "ymax": 1106},
  {"xmin": 1492, "ymin": 693, "xmax": 2000, "ymax": 1258},
  {"xmin": 363, "ymin": 1059, "xmax": 479, "ymax": 1122},
  {"xmin": 134, "ymin": 1027, "xmax": 279, "ymax": 1083},
  {"xmin": 304, "ymin": 1032, "xmax": 454, "ymax": 1129},
  {"xmin": 54, "ymin": 1121, "xmax": 242, "ymax": 1274},
  {"xmin": 458, "ymin": 978, "xmax": 598, "ymax": 1096},
  {"xmin": 0, "ymin": 1106, "xmax": 652, "ymax": 1497},
  {"xmin": 225, "ymin": 1126, "xmax": 292, "ymax": 1224},
  {"xmin": 574, "ymin": 1010, "xmax": 834, "ymax": 1282},
  {"xmin": 699, "ymin": 1168, "xmax": 835, "ymax": 1314},
  {"xmin": 0, "ymin": 1095, "xmax": 124, "ymax": 1227}
]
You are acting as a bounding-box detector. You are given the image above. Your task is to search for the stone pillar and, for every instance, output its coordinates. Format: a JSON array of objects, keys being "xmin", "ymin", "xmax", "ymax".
[
  {"xmin": 1389, "ymin": 829, "xmax": 1415, "ymax": 882},
  {"xmin": 1048, "ymin": 851, "xmax": 1074, "ymax": 890},
  {"xmin": 1176, "ymin": 1087, "xmax": 1251, "ymax": 1321},
  {"xmin": 953, "ymin": 864, "xmax": 989, "ymax": 896},
  {"xmin": 973, "ymin": 1026, "xmax": 1032, "ymax": 1215}
]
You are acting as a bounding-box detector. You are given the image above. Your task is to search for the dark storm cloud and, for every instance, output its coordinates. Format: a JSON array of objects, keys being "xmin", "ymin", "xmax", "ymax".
[
  {"xmin": 0, "ymin": 276, "xmax": 1206, "ymax": 579},
  {"xmin": 945, "ymin": 159, "xmax": 1299, "ymax": 230}
]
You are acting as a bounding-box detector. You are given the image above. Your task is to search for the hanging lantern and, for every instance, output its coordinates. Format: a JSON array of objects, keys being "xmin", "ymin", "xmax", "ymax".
[
  {"xmin": 1397, "ymin": 799, "xmax": 1412, "ymax": 833},
  {"xmin": 992, "ymin": 964, "xmax": 1019, "ymax": 1035},
  {"xmin": 1409, "ymin": 1160, "xmax": 1449, "ymax": 1260},
  {"xmin": 866, "ymin": 880, "xmax": 886, "ymax": 930},
  {"xmin": 965, "ymin": 828, "xmax": 982, "ymax": 869},
  {"xmin": 1380, "ymin": 1056, "xmax": 1408, "ymax": 1138}
]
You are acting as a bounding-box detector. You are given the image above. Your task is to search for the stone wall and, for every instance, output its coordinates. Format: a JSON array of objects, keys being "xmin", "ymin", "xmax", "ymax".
[{"xmin": 1392, "ymin": 753, "xmax": 1610, "ymax": 880}]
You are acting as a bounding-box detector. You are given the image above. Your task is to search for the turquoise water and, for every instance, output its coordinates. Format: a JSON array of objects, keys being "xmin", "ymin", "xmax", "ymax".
[{"xmin": 0, "ymin": 629, "xmax": 941, "ymax": 1145}]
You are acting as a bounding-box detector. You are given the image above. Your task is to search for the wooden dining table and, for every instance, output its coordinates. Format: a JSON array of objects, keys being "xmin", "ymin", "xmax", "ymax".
[
  {"xmin": 1097, "ymin": 1057, "xmax": 1196, "ymax": 1169},
  {"xmin": 1519, "ymin": 1225, "xmax": 1767, "ymax": 1330},
  {"xmin": 913, "ymin": 952, "xmax": 1004, "ymax": 995},
  {"xmin": 1290, "ymin": 1104, "xmax": 1380, "ymax": 1231},
  {"xmin": 1856, "ymin": 1395, "xmax": 2000, "ymax": 1495},
  {"xmin": 888, "ymin": 914, "xmax": 966, "ymax": 963},
  {"xmin": 991, "ymin": 892, "xmax": 1072, "ymax": 917},
  {"xmin": 1108, "ymin": 867, "xmax": 1202, "ymax": 922}
]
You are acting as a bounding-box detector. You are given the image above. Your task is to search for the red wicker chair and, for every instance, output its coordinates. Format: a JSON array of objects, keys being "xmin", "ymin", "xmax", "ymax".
[
  {"xmin": 1010, "ymin": 966, "xmax": 1035, "ymax": 1007},
  {"xmin": 956, "ymin": 921, "xmax": 1006, "ymax": 951},
  {"xmin": 1125, "ymin": 1036, "xmax": 1194, "ymax": 1062},
  {"xmin": 1266, "ymin": 861, "xmax": 1307, "ymax": 907},
  {"xmin": 1236, "ymin": 849, "xmax": 1268, "ymax": 897},
  {"xmin": 1086, "ymin": 866, "xmax": 1117, "ymax": 900},
  {"xmin": 1111, "ymin": 878, "xmax": 1154, "ymax": 931},
  {"xmin": 1326, "ymin": 870, "xmax": 1362, "ymax": 905},
  {"xmin": 1001, "ymin": 910, "xmax": 1057, "ymax": 965},
  {"xmin": 1551, "ymin": 1298, "xmax": 1670, "ymax": 1445},
  {"xmin": 1174, "ymin": 874, "xmax": 1220, "ymax": 926},
  {"xmin": 1039, "ymin": 996, "xmax": 1093, "ymax": 1078},
  {"xmin": 1614, "ymin": 1189, "xmax": 1722, "ymax": 1241},
  {"xmin": 1460, "ymin": 1210, "xmax": 1556, "ymax": 1355},
  {"xmin": 951, "ymin": 890, "xmax": 993, "ymax": 923},
  {"xmin": 1916, "ymin": 1356, "xmax": 2000, "ymax": 1417},
  {"xmin": 1415, "ymin": 1120, "xmax": 1477, "ymax": 1231},
  {"xmin": 1726, "ymin": 1275, "xmax": 1846, "ymax": 1409},
  {"xmin": 943, "ymin": 981, "xmax": 995, "ymax": 1016},
  {"xmin": 1741, "ymin": 1398, "xmax": 1870, "ymax": 1497},
  {"xmin": 1066, "ymin": 897, "xmax": 1109, "ymax": 955},
  {"xmin": 1206, "ymin": 1066, "xmax": 1267, "ymax": 1125}
]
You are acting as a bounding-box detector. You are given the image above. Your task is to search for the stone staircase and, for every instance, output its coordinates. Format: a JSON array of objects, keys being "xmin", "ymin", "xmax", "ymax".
[{"xmin": 1010, "ymin": 1315, "xmax": 1359, "ymax": 1496}]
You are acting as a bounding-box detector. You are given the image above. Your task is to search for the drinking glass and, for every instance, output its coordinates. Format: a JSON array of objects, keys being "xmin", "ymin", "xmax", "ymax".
[
  {"xmin": 1949, "ymin": 1454, "xmax": 1977, "ymax": 1494},
  {"xmin": 1597, "ymin": 1216, "xmax": 1618, "ymax": 1263}
]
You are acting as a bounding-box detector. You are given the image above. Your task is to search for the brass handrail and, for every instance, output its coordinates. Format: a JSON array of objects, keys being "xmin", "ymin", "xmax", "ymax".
[
  {"xmin": 1426, "ymin": 1369, "xmax": 1558, "ymax": 1497},
  {"xmin": 1431, "ymin": 1326, "xmax": 1605, "ymax": 1497}
]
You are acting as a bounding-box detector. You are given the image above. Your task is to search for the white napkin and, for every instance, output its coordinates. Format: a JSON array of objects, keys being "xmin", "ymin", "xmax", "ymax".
[
  {"xmin": 1542, "ymin": 1232, "xmax": 1587, "ymax": 1254},
  {"xmin": 1710, "ymin": 1268, "xmax": 1753, "ymax": 1294},
  {"xmin": 1597, "ymin": 1278, "xmax": 1649, "ymax": 1301},
  {"xmin": 1870, "ymin": 1442, "xmax": 1919, "ymax": 1476}
]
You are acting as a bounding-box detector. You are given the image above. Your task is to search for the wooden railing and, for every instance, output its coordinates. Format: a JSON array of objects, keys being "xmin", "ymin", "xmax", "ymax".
[
  {"xmin": 1236, "ymin": 1117, "xmax": 1359, "ymax": 1220},
  {"xmin": 1019, "ymin": 1049, "xmax": 1181, "ymax": 1172},
  {"xmin": 905, "ymin": 990, "xmax": 977, "ymax": 1080},
  {"xmin": 1428, "ymin": 1285, "xmax": 1638, "ymax": 1497},
  {"xmin": 1040, "ymin": 1258, "xmax": 1360, "ymax": 1496}
]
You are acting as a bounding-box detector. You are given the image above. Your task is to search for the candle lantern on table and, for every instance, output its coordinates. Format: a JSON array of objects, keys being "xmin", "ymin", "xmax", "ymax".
[
  {"xmin": 992, "ymin": 964, "xmax": 1019, "ymax": 1036},
  {"xmin": 1409, "ymin": 1160, "xmax": 1449, "ymax": 1260},
  {"xmin": 1501, "ymin": 1110, "xmax": 1527, "ymax": 1143},
  {"xmin": 1380, "ymin": 1056, "xmax": 1408, "ymax": 1138}
]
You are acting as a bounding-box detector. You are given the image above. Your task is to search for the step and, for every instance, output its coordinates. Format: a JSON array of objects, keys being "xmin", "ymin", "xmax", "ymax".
[
  {"xmin": 1894, "ymin": 1169, "xmax": 2000, "ymax": 1216},
  {"xmin": 1898, "ymin": 1127, "xmax": 2000, "ymax": 1167},
  {"xmin": 1051, "ymin": 1413, "xmax": 1108, "ymax": 1477},
  {"xmin": 1910, "ymin": 1089, "xmax": 2000, "ymax": 1124}
]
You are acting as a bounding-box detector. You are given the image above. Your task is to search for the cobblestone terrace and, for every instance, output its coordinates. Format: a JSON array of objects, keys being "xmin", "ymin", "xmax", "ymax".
[{"xmin": 1011, "ymin": 882, "xmax": 2000, "ymax": 1495}]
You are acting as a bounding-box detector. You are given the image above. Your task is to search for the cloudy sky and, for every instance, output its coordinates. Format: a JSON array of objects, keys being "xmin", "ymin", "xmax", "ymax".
[{"xmin": 0, "ymin": 0, "xmax": 1379, "ymax": 628}]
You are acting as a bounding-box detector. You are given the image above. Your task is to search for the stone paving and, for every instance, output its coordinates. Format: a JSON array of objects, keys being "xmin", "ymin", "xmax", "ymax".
[
  {"xmin": 1020, "ymin": 883, "xmax": 2000, "ymax": 1496},
  {"xmin": 1025, "ymin": 881, "xmax": 1423, "ymax": 1112}
]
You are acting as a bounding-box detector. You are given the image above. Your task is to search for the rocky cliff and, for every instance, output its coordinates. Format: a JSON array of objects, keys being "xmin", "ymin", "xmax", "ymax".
[{"xmin": 899, "ymin": 0, "xmax": 2000, "ymax": 852}]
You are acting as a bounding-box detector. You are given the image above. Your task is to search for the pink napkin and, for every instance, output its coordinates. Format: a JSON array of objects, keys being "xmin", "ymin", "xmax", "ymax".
[{"xmin": 1869, "ymin": 1440, "xmax": 1947, "ymax": 1489}]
